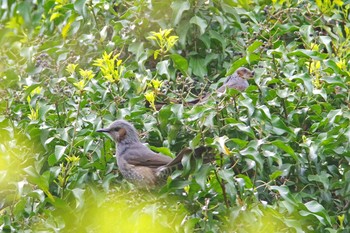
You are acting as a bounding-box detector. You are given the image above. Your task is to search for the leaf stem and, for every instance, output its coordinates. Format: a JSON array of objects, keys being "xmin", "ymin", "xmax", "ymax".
[{"xmin": 213, "ymin": 165, "xmax": 230, "ymax": 208}]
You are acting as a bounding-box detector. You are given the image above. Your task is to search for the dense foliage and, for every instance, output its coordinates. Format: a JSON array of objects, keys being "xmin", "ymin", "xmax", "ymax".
[{"xmin": 1, "ymin": 0, "xmax": 349, "ymax": 232}]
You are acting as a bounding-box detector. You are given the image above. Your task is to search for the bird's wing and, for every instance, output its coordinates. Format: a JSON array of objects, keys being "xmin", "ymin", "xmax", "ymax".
[
  {"xmin": 216, "ymin": 85, "xmax": 226, "ymax": 93},
  {"xmin": 122, "ymin": 143, "xmax": 173, "ymax": 168},
  {"xmin": 224, "ymin": 77, "xmax": 248, "ymax": 91},
  {"xmin": 217, "ymin": 75, "xmax": 238, "ymax": 93}
]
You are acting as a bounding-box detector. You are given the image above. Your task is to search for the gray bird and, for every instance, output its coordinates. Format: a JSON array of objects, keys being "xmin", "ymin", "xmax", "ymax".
[
  {"xmin": 147, "ymin": 67, "xmax": 254, "ymax": 109},
  {"xmin": 194, "ymin": 67, "xmax": 254, "ymax": 104},
  {"xmin": 216, "ymin": 67, "xmax": 254, "ymax": 93},
  {"xmin": 96, "ymin": 120, "xmax": 208, "ymax": 188}
]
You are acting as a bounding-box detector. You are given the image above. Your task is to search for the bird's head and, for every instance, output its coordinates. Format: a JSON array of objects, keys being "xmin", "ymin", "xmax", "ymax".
[
  {"xmin": 96, "ymin": 120, "xmax": 140, "ymax": 144},
  {"xmin": 235, "ymin": 67, "xmax": 254, "ymax": 79}
]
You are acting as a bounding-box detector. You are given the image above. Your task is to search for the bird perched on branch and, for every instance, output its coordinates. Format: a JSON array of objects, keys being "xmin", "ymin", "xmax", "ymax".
[
  {"xmin": 195, "ymin": 67, "xmax": 255, "ymax": 103},
  {"xmin": 148, "ymin": 67, "xmax": 254, "ymax": 109},
  {"xmin": 216, "ymin": 67, "xmax": 254, "ymax": 92},
  {"xmin": 97, "ymin": 120, "xmax": 211, "ymax": 188}
]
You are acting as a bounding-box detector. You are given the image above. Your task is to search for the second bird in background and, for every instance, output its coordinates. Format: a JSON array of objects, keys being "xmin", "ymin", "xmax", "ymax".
[
  {"xmin": 196, "ymin": 67, "xmax": 254, "ymax": 103},
  {"xmin": 217, "ymin": 67, "xmax": 255, "ymax": 92}
]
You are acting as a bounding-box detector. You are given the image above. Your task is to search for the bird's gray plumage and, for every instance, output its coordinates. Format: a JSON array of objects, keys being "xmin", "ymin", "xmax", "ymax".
[
  {"xmin": 97, "ymin": 120, "xmax": 179, "ymax": 187},
  {"xmin": 217, "ymin": 67, "xmax": 254, "ymax": 93},
  {"xmin": 196, "ymin": 67, "xmax": 254, "ymax": 103}
]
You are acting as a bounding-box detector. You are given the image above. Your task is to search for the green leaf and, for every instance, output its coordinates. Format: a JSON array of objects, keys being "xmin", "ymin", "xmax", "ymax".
[
  {"xmin": 327, "ymin": 109, "xmax": 342, "ymax": 124},
  {"xmin": 170, "ymin": 54, "xmax": 188, "ymax": 75},
  {"xmin": 99, "ymin": 26, "xmax": 109, "ymax": 42},
  {"xmin": 230, "ymin": 138, "xmax": 249, "ymax": 147},
  {"xmin": 301, "ymin": 200, "xmax": 331, "ymax": 226},
  {"xmin": 159, "ymin": 105, "xmax": 172, "ymax": 127},
  {"xmin": 257, "ymin": 105, "xmax": 271, "ymax": 120},
  {"xmin": 74, "ymin": 0, "xmax": 87, "ymax": 16},
  {"xmin": 319, "ymin": 36, "xmax": 332, "ymax": 54},
  {"xmin": 274, "ymin": 23, "xmax": 299, "ymax": 36},
  {"xmin": 269, "ymin": 170, "xmax": 283, "ymax": 181},
  {"xmin": 246, "ymin": 53, "xmax": 260, "ymax": 64},
  {"xmin": 299, "ymin": 25, "xmax": 314, "ymax": 44},
  {"xmin": 208, "ymin": 30, "xmax": 226, "ymax": 51},
  {"xmin": 13, "ymin": 199, "xmax": 26, "ymax": 216},
  {"xmin": 214, "ymin": 136, "xmax": 230, "ymax": 155},
  {"xmin": 247, "ymin": 40, "xmax": 263, "ymax": 53},
  {"xmin": 270, "ymin": 185, "xmax": 296, "ymax": 205},
  {"xmin": 321, "ymin": 74, "xmax": 347, "ymax": 87},
  {"xmin": 156, "ymin": 60, "xmax": 170, "ymax": 79},
  {"xmin": 228, "ymin": 123, "xmax": 255, "ymax": 138},
  {"xmin": 308, "ymin": 171, "xmax": 331, "ymax": 190},
  {"xmin": 189, "ymin": 56, "xmax": 207, "ymax": 78},
  {"xmin": 176, "ymin": 20, "xmax": 191, "ymax": 47},
  {"xmin": 189, "ymin": 133, "xmax": 202, "ymax": 148},
  {"xmin": 128, "ymin": 42, "xmax": 145, "ymax": 60},
  {"xmin": 289, "ymin": 73, "xmax": 313, "ymax": 95},
  {"xmin": 17, "ymin": 2, "xmax": 32, "ymax": 24},
  {"xmin": 323, "ymin": 59, "xmax": 343, "ymax": 75},
  {"xmin": 23, "ymin": 168, "xmax": 53, "ymax": 200},
  {"xmin": 287, "ymin": 49, "xmax": 328, "ymax": 60},
  {"xmin": 171, "ymin": 0, "xmax": 190, "ymax": 25},
  {"xmin": 48, "ymin": 154, "xmax": 57, "ymax": 166},
  {"xmin": 171, "ymin": 104, "xmax": 184, "ymax": 119},
  {"xmin": 194, "ymin": 164, "xmax": 211, "ymax": 190},
  {"xmin": 189, "ymin": 16, "xmax": 207, "ymax": 35},
  {"xmin": 270, "ymin": 116, "xmax": 295, "ymax": 136},
  {"xmin": 72, "ymin": 188, "xmax": 85, "ymax": 209},
  {"xmin": 271, "ymin": 140, "xmax": 297, "ymax": 161},
  {"xmin": 55, "ymin": 145, "xmax": 67, "ymax": 162},
  {"xmin": 2, "ymin": 70, "xmax": 19, "ymax": 88},
  {"xmin": 239, "ymin": 97, "xmax": 254, "ymax": 117},
  {"xmin": 182, "ymin": 217, "xmax": 199, "ymax": 233},
  {"xmin": 149, "ymin": 146, "xmax": 173, "ymax": 157},
  {"xmin": 236, "ymin": 174, "xmax": 253, "ymax": 188},
  {"xmin": 226, "ymin": 57, "xmax": 247, "ymax": 76},
  {"xmin": 218, "ymin": 169, "xmax": 235, "ymax": 187},
  {"xmin": 203, "ymin": 111, "xmax": 216, "ymax": 127},
  {"xmin": 62, "ymin": 15, "xmax": 77, "ymax": 39}
]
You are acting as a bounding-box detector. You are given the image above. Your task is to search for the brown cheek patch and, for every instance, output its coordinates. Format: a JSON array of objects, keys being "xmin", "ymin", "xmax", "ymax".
[
  {"xmin": 118, "ymin": 128, "xmax": 127, "ymax": 142},
  {"xmin": 237, "ymin": 70, "xmax": 244, "ymax": 77}
]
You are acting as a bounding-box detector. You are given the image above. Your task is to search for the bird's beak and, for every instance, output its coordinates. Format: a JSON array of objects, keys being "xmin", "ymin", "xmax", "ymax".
[
  {"xmin": 97, "ymin": 127, "xmax": 124, "ymax": 142},
  {"xmin": 96, "ymin": 128, "xmax": 110, "ymax": 133}
]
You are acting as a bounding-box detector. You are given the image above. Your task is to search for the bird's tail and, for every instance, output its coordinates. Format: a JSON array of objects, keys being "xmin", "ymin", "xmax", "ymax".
[
  {"xmin": 155, "ymin": 146, "xmax": 215, "ymax": 178},
  {"xmin": 165, "ymin": 146, "xmax": 215, "ymax": 167}
]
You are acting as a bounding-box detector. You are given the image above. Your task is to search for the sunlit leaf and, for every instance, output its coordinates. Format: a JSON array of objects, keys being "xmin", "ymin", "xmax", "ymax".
[
  {"xmin": 55, "ymin": 145, "xmax": 67, "ymax": 162},
  {"xmin": 170, "ymin": 54, "xmax": 188, "ymax": 75},
  {"xmin": 214, "ymin": 136, "xmax": 231, "ymax": 155},
  {"xmin": 50, "ymin": 12, "xmax": 62, "ymax": 21}
]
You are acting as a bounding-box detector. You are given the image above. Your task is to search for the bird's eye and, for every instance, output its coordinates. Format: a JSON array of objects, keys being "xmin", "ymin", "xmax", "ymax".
[{"xmin": 114, "ymin": 127, "xmax": 120, "ymax": 131}]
